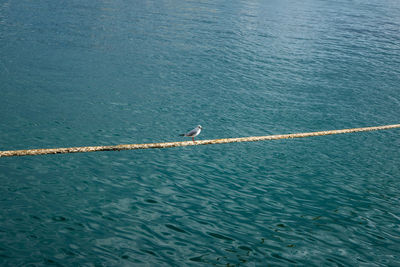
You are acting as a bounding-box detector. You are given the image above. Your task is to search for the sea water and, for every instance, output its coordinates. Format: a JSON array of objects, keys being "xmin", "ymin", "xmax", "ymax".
[{"xmin": 0, "ymin": 0, "xmax": 399, "ymax": 265}]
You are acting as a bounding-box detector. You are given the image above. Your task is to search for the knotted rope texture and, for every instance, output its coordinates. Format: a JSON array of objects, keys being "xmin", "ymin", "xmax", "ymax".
[{"xmin": 1, "ymin": 124, "xmax": 399, "ymax": 158}]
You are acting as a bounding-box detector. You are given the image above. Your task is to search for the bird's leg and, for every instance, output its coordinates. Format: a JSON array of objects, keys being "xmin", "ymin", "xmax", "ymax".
[{"xmin": 192, "ymin": 137, "xmax": 195, "ymax": 142}]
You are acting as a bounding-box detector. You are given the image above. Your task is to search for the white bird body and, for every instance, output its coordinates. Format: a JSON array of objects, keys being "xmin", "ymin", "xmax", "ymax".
[{"xmin": 180, "ymin": 125, "xmax": 202, "ymax": 141}]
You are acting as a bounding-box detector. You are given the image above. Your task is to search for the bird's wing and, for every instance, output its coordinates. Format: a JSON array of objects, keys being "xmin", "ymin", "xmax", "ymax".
[{"xmin": 185, "ymin": 128, "xmax": 198, "ymax": 136}]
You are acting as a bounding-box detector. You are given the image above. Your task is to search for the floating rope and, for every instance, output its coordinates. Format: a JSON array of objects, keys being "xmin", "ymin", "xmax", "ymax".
[{"xmin": 0, "ymin": 124, "xmax": 399, "ymax": 158}]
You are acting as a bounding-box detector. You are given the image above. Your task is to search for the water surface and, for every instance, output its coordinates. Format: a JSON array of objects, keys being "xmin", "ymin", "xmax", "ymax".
[{"xmin": 1, "ymin": 0, "xmax": 400, "ymax": 265}]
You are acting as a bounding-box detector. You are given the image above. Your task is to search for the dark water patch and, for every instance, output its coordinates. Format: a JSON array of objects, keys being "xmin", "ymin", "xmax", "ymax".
[
  {"xmin": 61, "ymin": 248, "xmax": 76, "ymax": 256},
  {"xmin": 0, "ymin": 254, "xmax": 11, "ymax": 259},
  {"xmin": 370, "ymin": 233, "xmax": 385, "ymax": 240},
  {"xmin": 51, "ymin": 216, "xmax": 67, "ymax": 222},
  {"xmin": 43, "ymin": 258, "xmax": 64, "ymax": 266},
  {"xmin": 189, "ymin": 255, "xmax": 204, "ymax": 262},
  {"xmin": 73, "ymin": 222, "xmax": 85, "ymax": 229},
  {"xmin": 326, "ymin": 258, "xmax": 346, "ymax": 267},
  {"xmin": 356, "ymin": 257, "xmax": 368, "ymax": 263},
  {"xmin": 208, "ymin": 232, "xmax": 235, "ymax": 241},
  {"xmin": 140, "ymin": 249, "xmax": 157, "ymax": 256},
  {"xmin": 165, "ymin": 224, "xmax": 188, "ymax": 234},
  {"xmin": 29, "ymin": 215, "xmax": 41, "ymax": 221},
  {"xmin": 238, "ymin": 246, "xmax": 252, "ymax": 252},
  {"xmin": 271, "ymin": 253, "xmax": 297, "ymax": 264},
  {"xmin": 102, "ymin": 216, "xmax": 116, "ymax": 221}
]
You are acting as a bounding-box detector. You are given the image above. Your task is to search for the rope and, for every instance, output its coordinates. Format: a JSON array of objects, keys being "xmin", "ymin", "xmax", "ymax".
[{"xmin": 1, "ymin": 124, "xmax": 399, "ymax": 158}]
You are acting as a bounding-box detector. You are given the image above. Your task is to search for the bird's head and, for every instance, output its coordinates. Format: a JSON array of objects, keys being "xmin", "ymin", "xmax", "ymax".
[{"xmin": 197, "ymin": 125, "xmax": 202, "ymax": 129}]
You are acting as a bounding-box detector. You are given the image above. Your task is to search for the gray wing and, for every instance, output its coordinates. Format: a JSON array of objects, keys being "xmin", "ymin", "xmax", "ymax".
[{"xmin": 185, "ymin": 128, "xmax": 198, "ymax": 137}]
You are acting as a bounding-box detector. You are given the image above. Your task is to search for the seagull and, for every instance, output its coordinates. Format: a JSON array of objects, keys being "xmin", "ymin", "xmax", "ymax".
[{"xmin": 179, "ymin": 125, "xmax": 202, "ymax": 142}]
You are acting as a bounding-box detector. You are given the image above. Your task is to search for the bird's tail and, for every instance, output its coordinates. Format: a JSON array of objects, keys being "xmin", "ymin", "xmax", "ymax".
[{"xmin": 179, "ymin": 134, "xmax": 185, "ymax": 136}]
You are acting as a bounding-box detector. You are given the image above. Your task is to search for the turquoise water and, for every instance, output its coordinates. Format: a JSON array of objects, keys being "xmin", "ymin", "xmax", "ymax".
[{"xmin": 1, "ymin": 0, "xmax": 400, "ymax": 265}]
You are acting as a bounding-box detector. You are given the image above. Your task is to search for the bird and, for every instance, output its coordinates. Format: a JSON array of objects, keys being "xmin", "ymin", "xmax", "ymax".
[{"xmin": 179, "ymin": 125, "xmax": 202, "ymax": 142}]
